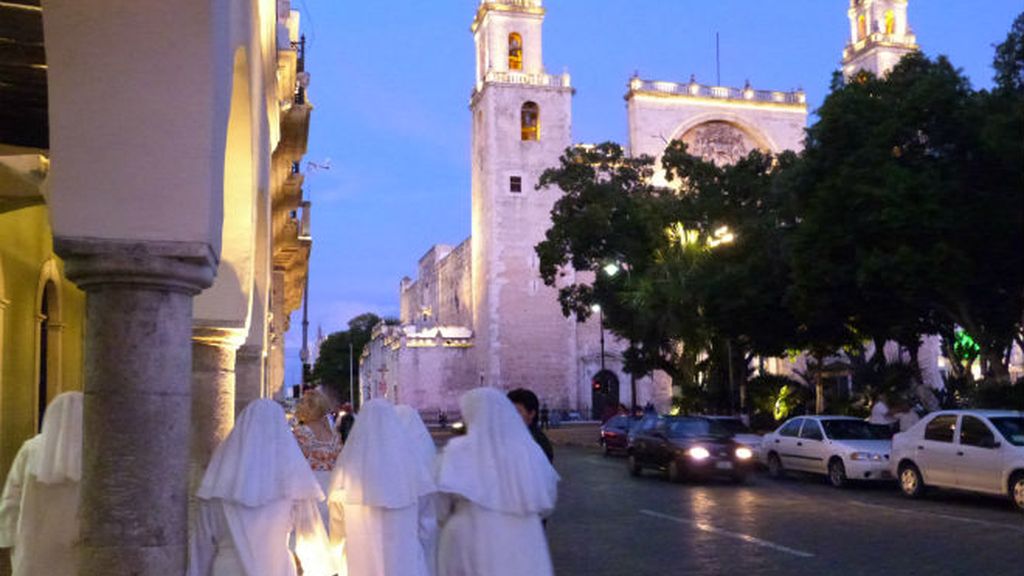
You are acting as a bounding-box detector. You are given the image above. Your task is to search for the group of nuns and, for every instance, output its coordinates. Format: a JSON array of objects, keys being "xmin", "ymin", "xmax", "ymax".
[{"xmin": 0, "ymin": 386, "xmax": 560, "ymax": 576}]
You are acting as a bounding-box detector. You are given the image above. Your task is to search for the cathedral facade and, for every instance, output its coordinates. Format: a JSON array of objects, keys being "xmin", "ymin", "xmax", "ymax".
[{"xmin": 361, "ymin": 0, "xmax": 927, "ymax": 417}]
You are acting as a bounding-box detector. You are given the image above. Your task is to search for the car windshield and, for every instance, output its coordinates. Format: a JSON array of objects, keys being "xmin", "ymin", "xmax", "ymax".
[
  {"xmin": 665, "ymin": 418, "xmax": 726, "ymax": 438},
  {"xmin": 712, "ymin": 418, "xmax": 752, "ymax": 435},
  {"xmin": 821, "ymin": 419, "xmax": 888, "ymax": 440},
  {"xmin": 990, "ymin": 417, "xmax": 1024, "ymax": 447}
]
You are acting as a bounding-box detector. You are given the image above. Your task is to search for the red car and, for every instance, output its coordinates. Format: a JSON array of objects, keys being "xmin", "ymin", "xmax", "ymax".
[{"xmin": 600, "ymin": 415, "xmax": 641, "ymax": 456}]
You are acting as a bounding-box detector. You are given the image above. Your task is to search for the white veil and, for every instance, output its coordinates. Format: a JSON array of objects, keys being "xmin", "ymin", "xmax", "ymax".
[
  {"xmin": 435, "ymin": 387, "xmax": 559, "ymax": 516},
  {"xmin": 329, "ymin": 399, "xmax": 435, "ymax": 509},
  {"xmin": 395, "ymin": 405, "xmax": 437, "ymax": 470},
  {"xmin": 197, "ymin": 399, "xmax": 323, "ymax": 506},
  {"xmin": 30, "ymin": 391, "xmax": 83, "ymax": 484}
]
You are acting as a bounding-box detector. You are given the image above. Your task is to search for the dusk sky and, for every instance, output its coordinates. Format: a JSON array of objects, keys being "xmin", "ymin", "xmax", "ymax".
[{"xmin": 284, "ymin": 0, "xmax": 1022, "ymax": 385}]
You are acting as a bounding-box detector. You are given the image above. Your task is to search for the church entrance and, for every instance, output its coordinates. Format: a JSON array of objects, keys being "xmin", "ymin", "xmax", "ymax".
[{"xmin": 591, "ymin": 369, "xmax": 619, "ymax": 421}]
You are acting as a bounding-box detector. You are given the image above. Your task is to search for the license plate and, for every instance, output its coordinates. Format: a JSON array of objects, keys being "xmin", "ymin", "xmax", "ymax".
[{"xmin": 715, "ymin": 461, "xmax": 733, "ymax": 470}]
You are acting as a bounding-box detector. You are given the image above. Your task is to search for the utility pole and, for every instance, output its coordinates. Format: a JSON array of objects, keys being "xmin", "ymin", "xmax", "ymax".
[{"xmin": 299, "ymin": 274, "xmax": 310, "ymax": 392}]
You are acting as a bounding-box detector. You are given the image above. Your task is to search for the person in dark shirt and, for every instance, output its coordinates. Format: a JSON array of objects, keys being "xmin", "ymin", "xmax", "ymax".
[
  {"xmin": 507, "ymin": 388, "xmax": 554, "ymax": 463},
  {"xmin": 336, "ymin": 402, "xmax": 356, "ymax": 443}
]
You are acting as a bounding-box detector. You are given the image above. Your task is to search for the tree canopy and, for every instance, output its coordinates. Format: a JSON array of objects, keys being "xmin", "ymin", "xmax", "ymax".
[{"xmin": 535, "ymin": 13, "xmax": 1024, "ymax": 413}]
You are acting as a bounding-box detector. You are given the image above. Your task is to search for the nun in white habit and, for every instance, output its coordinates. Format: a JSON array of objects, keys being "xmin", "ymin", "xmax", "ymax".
[
  {"xmin": 328, "ymin": 399, "xmax": 435, "ymax": 576},
  {"xmin": 0, "ymin": 391, "xmax": 83, "ymax": 576},
  {"xmin": 188, "ymin": 399, "xmax": 337, "ymax": 576},
  {"xmin": 434, "ymin": 387, "xmax": 560, "ymax": 576},
  {"xmin": 394, "ymin": 405, "xmax": 440, "ymax": 576}
]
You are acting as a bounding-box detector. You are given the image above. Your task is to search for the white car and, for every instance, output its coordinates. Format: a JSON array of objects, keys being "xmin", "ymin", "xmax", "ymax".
[
  {"xmin": 704, "ymin": 416, "xmax": 764, "ymax": 460},
  {"xmin": 762, "ymin": 416, "xmax": 893, "ymax": 488},
  {"xmin": 891, "ymin": 410, "xmax": 1024, "ymax": 511}
]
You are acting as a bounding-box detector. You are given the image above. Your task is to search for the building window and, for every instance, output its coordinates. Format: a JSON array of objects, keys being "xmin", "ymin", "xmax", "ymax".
[
  {"xmin": 857, "ymin": 14, "xmax": 867, "ymax": 40},
  {"xmin": 884, "ymin": 10, "xmax": 895, "ymax": 35},
  {"xmin": 510, "ymin": 176, "xmax": 522, "ymax": 193},
  {"xmin": 509, "ymin": 33, "xmax": 523, "ymax": 70},
  {"xmin": 521, "ymin": 101, "xmax": 539, "ymax": 141}
]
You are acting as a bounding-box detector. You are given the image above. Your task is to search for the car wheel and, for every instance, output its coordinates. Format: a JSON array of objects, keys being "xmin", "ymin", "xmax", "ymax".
[
  {"xmin": 1010, "ymin": 472, "xmax": 1024, "ymax": 512},
  {"xmin": 628, "ymin": 454, "xmax": 642, "ymax": 477},
  {"xmin": 828, "ymin": 458, "xmax": 848, "ymax": 488},
  {"xmin": 668, "ymin": 459, "xmax": 685, "ymax": 483},
  {"xmin": 898, "ymin": 463, "xmax": 926, "ymax": 498},
  {"xmin": 602, "ymin": 441, "xmax": 611, "ymax": 457},
  {"xmin": 767, "ymin": 452, "xmax": 784, "ymax": 479}
]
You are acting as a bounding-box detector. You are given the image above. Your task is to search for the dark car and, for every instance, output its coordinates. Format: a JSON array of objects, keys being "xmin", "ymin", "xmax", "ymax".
[
  {"xmin": 599, "ymin": 414, "xmax": 641, "ymax": 455},
  {"xmin": 627, "ymin": 416, "xmax": 755, "ymax": 483}
]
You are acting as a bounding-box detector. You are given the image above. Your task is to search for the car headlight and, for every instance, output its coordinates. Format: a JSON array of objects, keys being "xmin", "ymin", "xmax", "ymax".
[
  {"xmin": 850, "ymin": 452, "xmax": 884, "ymax": 461},
  {"xmin": 735, "ymin": 447, "xmax": 754, "ymax": 460},
  {"xmin": 688, "ymin": 446, "xmax": 711, "ymax": 460}
]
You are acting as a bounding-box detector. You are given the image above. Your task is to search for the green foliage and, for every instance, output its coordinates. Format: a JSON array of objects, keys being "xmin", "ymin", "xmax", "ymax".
[
  {"xmin": 939, "ymin": 376, "xmax": 1024, "ymax": 410},
  {"xmin": 535, "ymin": 15, "xmax": 1023, "ymax": 408},
  {"xmin": 312, "ymin": 312, "xmax": 382, "ymax": 406}
]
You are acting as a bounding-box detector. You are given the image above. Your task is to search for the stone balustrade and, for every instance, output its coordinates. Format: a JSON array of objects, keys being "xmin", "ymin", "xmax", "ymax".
[
  {"xmin": 483, "ymin": 69, "xmax": 571, "ymax": 89},
  {"xmin": 628, "ymin": 77, "xmax": 805, "ymax": 105}
]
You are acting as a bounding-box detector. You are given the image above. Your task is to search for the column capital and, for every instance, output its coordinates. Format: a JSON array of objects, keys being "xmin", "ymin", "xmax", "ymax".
[
  {"xmin": 192, "ymin": 325, "xmax": 249, "ymax": 349},
  {"xmin": 54, "ymin": 236, "xmax": 217, "ymax": 295}
]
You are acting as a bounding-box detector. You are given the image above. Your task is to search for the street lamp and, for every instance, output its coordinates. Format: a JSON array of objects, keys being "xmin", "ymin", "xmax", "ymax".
[
  {"xmin": 601, "ymin": 262, "xmax": 638, "ymax": 412},
  {"xmin": 591, "ymin": 303, "xmax": 605, "ymax": 371}
]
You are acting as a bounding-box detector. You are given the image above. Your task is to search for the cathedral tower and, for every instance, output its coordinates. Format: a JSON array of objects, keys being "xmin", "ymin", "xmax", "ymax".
[
  {"xmin": 842, "ymin": 0, "xmax": 918, "ymax": 79},
  {"xmin": 469, "ymin": 0, "xmax": 576, "ymax": 402}
]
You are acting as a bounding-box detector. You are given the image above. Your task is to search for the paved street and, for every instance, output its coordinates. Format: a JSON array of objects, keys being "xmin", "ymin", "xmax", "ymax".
[{"xmin": 547, "ymin": 446, "xmax": 1024, "ymax": 576}]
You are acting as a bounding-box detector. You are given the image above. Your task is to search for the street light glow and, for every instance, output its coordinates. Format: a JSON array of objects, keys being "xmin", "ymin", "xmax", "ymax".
[
  {"xmin": 590, "ymin": 303, "xmax": 602, "ymax": 313},
  {"xmin": 602, "ymin": 262, "xmax": 621, "ymax": 277}
]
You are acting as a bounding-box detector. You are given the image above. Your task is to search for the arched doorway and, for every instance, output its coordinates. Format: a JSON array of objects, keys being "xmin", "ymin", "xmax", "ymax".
[{"xmin": 591, "ymin": 369, "xmax": 620, "ymax": 421}]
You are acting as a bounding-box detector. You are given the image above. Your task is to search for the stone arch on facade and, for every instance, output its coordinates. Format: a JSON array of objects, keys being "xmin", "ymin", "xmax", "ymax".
[
  {"xmin": 669, "ymin": 112, "xmax": 780, "ymax": 156},
  {"xmin": 34, "ymin": 258, "xmax": 64, "ymax": 430}
]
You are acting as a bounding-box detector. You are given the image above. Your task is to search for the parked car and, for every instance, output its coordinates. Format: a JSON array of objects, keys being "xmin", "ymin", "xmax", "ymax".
[
  {"xmin": 704, "ymin": 415, "xmax": 764, "ymax": 460},
  {"xmin": 890, "ymin": 410, "xmax": 1024, "ymax": 511},
  {"xmin": 762, "ymin": 416, "xmax": 892, "ymax": 488},
  {"xmin": 627, "ymin": 416, "xmax": 755, "ymax": 483},
  {"xmin": 599, "ymin": 414, "xmax": 640, "ymax": 455}
]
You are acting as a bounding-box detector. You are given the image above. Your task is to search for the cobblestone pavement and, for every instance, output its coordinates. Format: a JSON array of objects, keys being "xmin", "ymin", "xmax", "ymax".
[{"xmin": 547, "ymin": 445, "xmax": 1024, "ymax": 576}]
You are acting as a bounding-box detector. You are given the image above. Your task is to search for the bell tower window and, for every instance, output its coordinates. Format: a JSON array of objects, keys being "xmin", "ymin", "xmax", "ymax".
[
  {"xmin": 857, "ymin": 14, "xmax": 867, "ymax": 40},
  {"xmin": 521, "ymin": 102, "xmax": 539, "ymax": 141},
  {"xmin": 509, "ymin": 33, "xmax": 523, "ymax": 71},
  {"xmin": 884, "ymin": 10, "xmax": 895, "ymax": 35}
]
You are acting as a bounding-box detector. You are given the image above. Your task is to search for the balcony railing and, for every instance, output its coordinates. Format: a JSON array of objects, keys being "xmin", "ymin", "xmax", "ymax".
[
  {"xmin": 481, "ymin": 69, "xmax": 571, "ymax": 89},
  {"xmin": 629, "ymin": 77, "xmax": 805, "ymax": 106}
]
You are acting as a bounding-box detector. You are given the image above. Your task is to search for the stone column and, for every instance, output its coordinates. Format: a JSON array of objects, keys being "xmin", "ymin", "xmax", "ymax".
[
  {"xmin": 234, "ymin": 344, "xmax": 265, "ymax": 415},
  {"xmin": 190, "ymin": 327, "xmax": 246, "ymax": 494},
  {"xmin": 55, "ymin": 238, "xmax": 215, "ymax": 576}
]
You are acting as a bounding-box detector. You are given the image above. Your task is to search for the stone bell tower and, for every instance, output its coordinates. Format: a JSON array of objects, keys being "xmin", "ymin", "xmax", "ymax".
[
  {"xmin": 842, "ymin": 0, "xmax": 918, "ymax": 79},
  {"xmin": 469, "ymin": 0, "xmax": 577, "ymax": 404}
]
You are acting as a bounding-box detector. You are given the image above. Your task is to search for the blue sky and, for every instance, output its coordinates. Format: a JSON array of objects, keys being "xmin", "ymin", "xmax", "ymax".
[{"xmin": 283, "ymin": 0, "xmax": 1022, "ymax": 386}]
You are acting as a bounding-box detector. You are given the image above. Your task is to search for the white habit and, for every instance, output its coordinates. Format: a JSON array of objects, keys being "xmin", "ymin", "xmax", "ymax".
[
  {"xmin": 434, "ymin": 387, "xmax": 560, "ymax": 576},
  {"xmin": 329, "ymin": 399, "xmax": 436, "ymax": 576},
  {"xmin": 0, "ymin": 392, "xmax": 83, "ymax": 576},
  {"xmin": 188, "ymin": 399, "xmax": 337, "ymax": 576},
  {"xmin": 395, "ymin": 405, "xmax": 440, "ymax": 576}
]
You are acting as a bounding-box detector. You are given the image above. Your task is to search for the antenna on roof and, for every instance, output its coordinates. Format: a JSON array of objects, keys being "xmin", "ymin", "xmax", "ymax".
[{"xmin": 716, "ymin": 32, "xmax": 721, "ymax": 86}]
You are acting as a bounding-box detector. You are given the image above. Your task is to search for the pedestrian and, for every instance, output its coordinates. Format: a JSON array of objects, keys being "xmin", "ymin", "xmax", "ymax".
[
  {"xmin": 293, "ymin": 388, "xmax": 344, "ymax": 553},
  {"xmin": 435, "ymin": 387, "xmax": 559, "ymax": 576},
  {"xmin": 188, "ymin": 399, "xmax": 336, "ymax": 576},
  {"xmin": 328, "ymin": 399, "xmax": 435, "ymax": 576},
  {"xmin": 337, "ymin": 402, "xmax": 356, "ymax": 443},
  {"xmin": 0, "ymin": 392, "xmax": 82, "ymax": 576},
  {"xmin": 539, "ymin": 403, "xmax": 550, "ymax": 430},
  {"xmin": 507, "ymin": 388, "xmax": 554, "ymax": 462},
  {"xmin": 395, "ymin": 405, "xmax": 440, "ymax": 576}
]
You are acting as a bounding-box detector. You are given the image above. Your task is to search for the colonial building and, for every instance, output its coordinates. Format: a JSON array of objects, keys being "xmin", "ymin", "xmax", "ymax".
[
  {"xmin": 0, "ymin": 1, "xmax": 313, "ymax": 573},
  {"xmin": 361, "ymin": 0, "xmax": 810, "ymax": 418}
]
